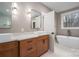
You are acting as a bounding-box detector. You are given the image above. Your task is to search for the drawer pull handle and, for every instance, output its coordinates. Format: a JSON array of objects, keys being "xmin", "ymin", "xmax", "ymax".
[{"xmin": 27, "ymin": 47, "xmax": 32, "ymax": 51}]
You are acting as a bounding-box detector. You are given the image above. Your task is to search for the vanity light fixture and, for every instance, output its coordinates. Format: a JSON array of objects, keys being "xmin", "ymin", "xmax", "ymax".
[
  {"xmin": 12, "ymin": 3, "xmax": 18, "ymax": 8},
  {"xmin": 12, "ymin": 3, "xmax": 18, "ymax": 15},
  {"xmin": 28, "ymin": 9, "xmax": 31, "ymax": 12},
  {"xmin": 25, "ymin": 8, "xmax": 32, "ymax": 13},
  {"xmin": 12, "ymin": 8, "xmax": 17, "ymax": 15},
  {"xmin": 25, "ymin": 8, "xmax": 32, "ymax": 18}
]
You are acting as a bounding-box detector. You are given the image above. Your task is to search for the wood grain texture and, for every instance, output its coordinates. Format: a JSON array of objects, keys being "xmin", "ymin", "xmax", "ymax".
[
  {"xmin": 19, "ymin": 38, "xmax": 37, "ymax": 57},
  {"xmin": 19, "ymin": 35, "xmax": 49, "ymax": 57},
  {"xmin": 0, "ymin": 35, "xmax": 49, "ymax": 57},
  {"xmin": 36, "ymin": 35, "xmax": 49, "ymax": 56},
  {"xmin": 0, "ymin": 41, "xmax": 18, "ymax": 57}
]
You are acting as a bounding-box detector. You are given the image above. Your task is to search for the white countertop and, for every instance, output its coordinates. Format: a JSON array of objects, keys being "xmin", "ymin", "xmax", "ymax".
[{"xmin": 0, "ymin": 31, "xmax": 49, "ymax": 43}]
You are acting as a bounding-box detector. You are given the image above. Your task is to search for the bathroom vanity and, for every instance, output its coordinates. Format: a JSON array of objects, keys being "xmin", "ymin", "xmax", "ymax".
[
  {"xmin": 0, "ymin": 31, "xmax": 49, "ymax": 57},
  {"xmin": 19, "ymin": 35, "xmax": 49, "ymax": 57}
]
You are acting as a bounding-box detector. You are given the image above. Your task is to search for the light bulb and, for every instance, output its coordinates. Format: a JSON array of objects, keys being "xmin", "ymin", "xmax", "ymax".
[
  {"xmin": 12, "ymin": 8, "xmax": 17, "ymax": 15},
  {"xmin": 28, "ymin": 9, "xmax": 31, "ymax": 12}
]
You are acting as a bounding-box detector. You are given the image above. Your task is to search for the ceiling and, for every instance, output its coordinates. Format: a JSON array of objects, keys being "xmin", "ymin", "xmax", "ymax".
[
  {"xmin": 42, "ymin": 2, "xmax": 79, "ymax": 12},
  {"xmin": 0, "ymin": 2, "xmax": 79, "ymax": 15}
]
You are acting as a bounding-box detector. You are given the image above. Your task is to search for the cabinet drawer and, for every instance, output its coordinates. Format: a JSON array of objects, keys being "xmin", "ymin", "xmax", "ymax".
[
  {"xmin": 0, "ymin": 41, "xmax": 18, "ymax": 50},
  {"xmin": 38, "ymin": 35, "xmax": 49, "ymax": 40},
  {"xmin": 26, "ymin": 49, "xmax": 37, "ymax": 57},
  {"xmin": 20, "ymin": 47, "xmax": 36, "ymax": 57},
  {"xmin": 19, "ymin": 38, "xmax": 37, "ymax": 57},
  {"xmin": 0, "ymin": 41, "xmax": 18, "ymax": 57},
  {"xmin": 20, "ymin": 39, "xmax": 36, "ymax": 48},
  {"xmin": 0, "ymin": 47, "xmax": 18, "ymax": 57}
]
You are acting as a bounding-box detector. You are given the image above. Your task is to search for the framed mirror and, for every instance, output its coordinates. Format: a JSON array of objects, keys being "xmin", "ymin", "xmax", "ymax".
[
  {"xmin": 0, "ymin": 2, "xmax": 12, "ymax": 28},
  {"xmin": 31, "ymin": 9, "xmax": 41, "ymax": 29}
]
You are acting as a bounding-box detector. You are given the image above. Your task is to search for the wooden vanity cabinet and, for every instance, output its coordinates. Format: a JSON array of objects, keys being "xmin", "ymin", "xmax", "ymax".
[
  {"xmin": 19, "ymin": 38, "xmax": 37, "ymax": 57},
  {"xmin": 36, "ymin": 35, "xmax": 49, "ymax": 56},
  {"xmin": 0, "ymin": 41, "xmax": 18, "ymax": 57},
  {"xmin": 19, "ymin": 35, "xmax": 49, "ymax": 57},
  {"xmin": 0, "ymin": 35, "xmax": 49, "ymax": 57}
]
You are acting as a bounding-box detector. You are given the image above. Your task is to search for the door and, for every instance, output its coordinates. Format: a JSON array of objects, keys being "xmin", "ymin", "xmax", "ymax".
[
  {"xmin": 44, "ymin": 11, "xmax": 56, "ymax": 33},
  {"xmin": 43, "ymin": 11, "xmax": 56, "ymax": 52}
]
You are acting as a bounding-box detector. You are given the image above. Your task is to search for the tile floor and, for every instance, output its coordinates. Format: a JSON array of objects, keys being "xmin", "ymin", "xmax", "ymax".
[{"xmin": 41, "ymin": 43, "xmax": 79, "ymax": 57}]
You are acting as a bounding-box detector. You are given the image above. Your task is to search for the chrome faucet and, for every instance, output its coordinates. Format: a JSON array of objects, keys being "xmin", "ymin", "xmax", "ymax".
[{"xmin": 67, "ymin": 30, "xmax": 71, "ymax": 36}]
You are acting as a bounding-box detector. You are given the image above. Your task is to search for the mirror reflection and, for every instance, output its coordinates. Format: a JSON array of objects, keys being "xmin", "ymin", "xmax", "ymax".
[
  {"xmin": 0, "ymin": 2, "xmax": 12, "ymax": 28},
  {"xmin": 31, "ymin": 9, "xmax": 41, "ymax": 29}
]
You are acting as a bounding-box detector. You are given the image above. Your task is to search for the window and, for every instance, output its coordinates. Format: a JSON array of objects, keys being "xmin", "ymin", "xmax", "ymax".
[{"xmin": 61, "ymin": 9, "xmax": 79, "ymax": 29}]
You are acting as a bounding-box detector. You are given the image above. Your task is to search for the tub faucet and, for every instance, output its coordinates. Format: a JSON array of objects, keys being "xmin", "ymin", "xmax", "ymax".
[{"xmin": 67, "ymin": 30, "xmax": 71, "ymax": 36}]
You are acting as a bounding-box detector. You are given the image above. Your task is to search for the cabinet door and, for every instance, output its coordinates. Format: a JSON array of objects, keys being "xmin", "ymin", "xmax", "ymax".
[
  {"xmin": 0, "ymin": 41, "xmax": 18, "ymax": 57},
  {"xmin": 37, "ymin": 35, "xmax": 49, "ymax": 56},
  {"xmin": 42, "ymin": 38, "xmax": 49, "ymax": 53},
  {"xmin": 36, "ymin": 38, "xmax": 43, "ymax": 56}
]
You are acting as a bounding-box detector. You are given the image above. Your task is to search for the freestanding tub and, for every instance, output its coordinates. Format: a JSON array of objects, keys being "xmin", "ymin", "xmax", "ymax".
[{"xmin": 56, "ymin": 35, "xmax": 79, "ymax": 49}]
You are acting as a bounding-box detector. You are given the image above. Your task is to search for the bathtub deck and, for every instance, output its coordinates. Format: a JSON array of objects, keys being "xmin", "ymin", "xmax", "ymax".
[{"xmin": 41, "ymin": 43, "xmax": 79, "ymax": 57}]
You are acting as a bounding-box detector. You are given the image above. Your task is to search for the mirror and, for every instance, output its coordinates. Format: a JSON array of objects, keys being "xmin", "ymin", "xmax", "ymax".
[
  {"xmin": 0, "ymin": 2, "xmax": 12, "ymax": 28},
  {"xmin": 31, "ymin": 9, "xmax": 41, "ymax": 29}
]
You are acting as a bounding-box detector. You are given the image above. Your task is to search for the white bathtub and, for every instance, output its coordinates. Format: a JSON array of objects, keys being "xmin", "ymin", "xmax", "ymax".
[{"xmin": 56, "ymin": 35, "xmax": 79, "ymax": 49}]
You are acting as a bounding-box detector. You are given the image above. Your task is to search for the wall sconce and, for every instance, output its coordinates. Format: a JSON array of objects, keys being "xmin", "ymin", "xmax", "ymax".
[
  {"xmin": 12, "ymin": 3, "xmax": 18, "ymax": 8},
  {"xmin": 12, "ymin": 3, "xmax": 18, "ymax": 15},
  {"xmin": 28, "ymin": 9, "xmax": 31, "ymax": 12},
  {"xmin": 25, "ymin": 9, "xmax": 31, "ymax": 13},
  {"xmin": 12, "ymin": 8, "xmax": 17, "ymax": 15},
  {"xmin": 25, "ymin": 9, "xmax": 32, "ymax": 18}
]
